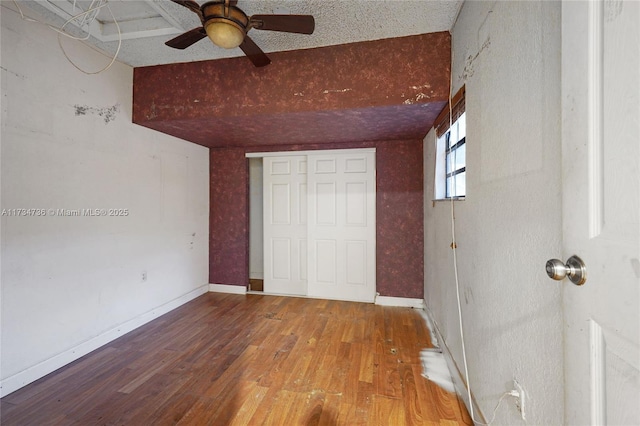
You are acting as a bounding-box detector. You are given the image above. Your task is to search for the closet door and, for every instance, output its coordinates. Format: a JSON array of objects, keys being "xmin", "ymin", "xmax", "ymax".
[
  {"xmin": 307, "ymin": 151, "xmax": 376, "ymax": 302},
  {"xmin": 263, "ymin": 156, "xmax": 307, "ymax": 295}
]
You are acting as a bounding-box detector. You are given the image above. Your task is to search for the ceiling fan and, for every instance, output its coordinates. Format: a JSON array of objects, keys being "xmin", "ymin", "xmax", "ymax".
[{"xmin": 166, "ymin": 0, "xmax": 315, "ymax": 67}]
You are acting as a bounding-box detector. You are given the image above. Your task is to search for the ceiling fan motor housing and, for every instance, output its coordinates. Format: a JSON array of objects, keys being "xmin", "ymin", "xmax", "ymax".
[{"xmin": 202, "ymin": 1, "xmax": 249, "ymax": 49}]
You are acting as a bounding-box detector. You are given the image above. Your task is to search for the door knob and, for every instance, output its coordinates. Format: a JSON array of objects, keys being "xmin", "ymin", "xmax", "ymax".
[{"xmin": 546, "ymin": 255, "xmax": 587, "ymax": 285}]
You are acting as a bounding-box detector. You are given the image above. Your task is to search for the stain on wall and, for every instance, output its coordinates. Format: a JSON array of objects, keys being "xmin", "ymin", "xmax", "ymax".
[
  {"xmin": 209, "ymin": 140, "xmax": 424, "ymax": 299},
  {"xmin": 73, "ymin": 104, "xmax": 120, "ymax": 123}
]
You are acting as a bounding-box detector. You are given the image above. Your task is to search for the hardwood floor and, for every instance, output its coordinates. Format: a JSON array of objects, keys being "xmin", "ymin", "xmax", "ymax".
[{"xmin": 0, "ymin": 293, "xmax": 472, "ymax": 425}]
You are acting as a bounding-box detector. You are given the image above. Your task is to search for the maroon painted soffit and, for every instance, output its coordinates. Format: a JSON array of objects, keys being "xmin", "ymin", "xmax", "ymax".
[{"xmin": 133, "ymin": 32, "xmax": 451, "ymax": 148}]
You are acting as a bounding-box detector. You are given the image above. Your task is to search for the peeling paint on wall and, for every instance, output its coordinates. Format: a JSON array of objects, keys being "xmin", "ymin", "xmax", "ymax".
[
  {"xmin": 403, "ymin": 93, "xmax": 429, "ymax": 105},
  {"xmin": 322, "ymin": 88, "xmax": 353, "ymax": 94},
  {"xmin": 73, "ymin": 104, "xmax": 120, "ymax": 124},
  {"xmin": 460, "ymin": 37, "xmax": 491, "ymax": 81},
  {"xmin": 410, "ymin": 84, "xmax": 432, "ymax": 90}
]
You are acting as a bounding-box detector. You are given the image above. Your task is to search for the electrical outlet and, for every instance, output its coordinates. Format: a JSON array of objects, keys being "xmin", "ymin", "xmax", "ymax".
[
  {"xmin": 142, "ymin": 271, "xmax": 147, "ymax": 282},
  {"xmin": 513, "ymin": 379, "xmax": 526, "ymax": 420}
]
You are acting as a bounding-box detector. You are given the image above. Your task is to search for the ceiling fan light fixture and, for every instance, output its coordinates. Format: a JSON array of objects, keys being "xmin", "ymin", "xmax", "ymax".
[
  {"xmin": 205, "ymin": 19, "xmax": 245, "ymax": 49},
  {"xmin": 167, "ymin": 0, "xmax": 315, "ymax": 67}
]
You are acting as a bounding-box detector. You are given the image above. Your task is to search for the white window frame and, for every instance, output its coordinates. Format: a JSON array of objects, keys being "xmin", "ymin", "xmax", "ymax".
[
  {"xmin": 433, "ymin": 87, "xmax": 466, "ymax": 201},
  {"xmin": 438, "ymin": 113, "xmax": 466, "ymax": 199}
]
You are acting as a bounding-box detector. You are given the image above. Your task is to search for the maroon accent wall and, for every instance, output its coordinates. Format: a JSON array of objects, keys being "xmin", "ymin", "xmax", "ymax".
[
  {"xmin": 376, "ymin": 140, "xmax": 425, "ymax": 298},
  {"xmin": 209, "ymin": 148, "xmax": 249, "ymax": 286},
  {"xmin": 209, "ymin": 140, "xmax": 424, "ymax": 299}
]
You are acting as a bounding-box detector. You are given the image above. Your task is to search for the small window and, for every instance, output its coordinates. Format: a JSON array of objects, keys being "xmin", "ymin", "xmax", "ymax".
[
  {"xmin": 444, "ymin": 113, "xmax": 466, "ymax": 198},
  {"xmin": 434, "ymin": 86, "xmax": 466, "ymax": 200}
]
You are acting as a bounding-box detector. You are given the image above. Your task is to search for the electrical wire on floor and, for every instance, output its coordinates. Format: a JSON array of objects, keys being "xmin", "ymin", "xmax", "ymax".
[{"xmin": 6, "ymin": 0, "xmax": 121, "ymax": 75}]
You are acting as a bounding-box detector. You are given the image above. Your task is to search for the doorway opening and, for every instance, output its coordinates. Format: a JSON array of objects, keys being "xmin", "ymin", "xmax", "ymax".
[{"xmin": 248, "ymin": 157, "xmax": 264, "ymax": 292}]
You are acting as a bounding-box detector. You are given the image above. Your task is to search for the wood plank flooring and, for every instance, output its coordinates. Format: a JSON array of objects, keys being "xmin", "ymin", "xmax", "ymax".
[{"xmin": 0, "ymin": 293, "xmax": 472, "ymax": 425}]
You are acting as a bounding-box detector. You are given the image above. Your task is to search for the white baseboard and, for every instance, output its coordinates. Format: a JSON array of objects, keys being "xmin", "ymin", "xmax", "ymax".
[
  {"xmin": 0, "ymin": 284, "xmax": 209, "ymax": 398},
  {"xmin": 209, "ymin": 283, "xmax": 247, "ymax": 294},
  {"xmin": 375, "ymin": 295, "xmax": 424, "ymax": 308},
  {"xmin": 421, "ymin": 303, "xmax": 485, "ymax": 423}
]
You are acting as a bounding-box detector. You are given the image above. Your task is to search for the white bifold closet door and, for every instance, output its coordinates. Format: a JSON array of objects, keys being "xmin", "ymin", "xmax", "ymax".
[
  {"xmin": 263, "ymin": 150, "xmax": 376, "ymax": 302},
  {"xmin": 263, "ymin": 156, "xmax": 308, "ymax": 296},
  {"xmin": 306, "ymin": 152, "xmax": 376, "ymax": 302}
]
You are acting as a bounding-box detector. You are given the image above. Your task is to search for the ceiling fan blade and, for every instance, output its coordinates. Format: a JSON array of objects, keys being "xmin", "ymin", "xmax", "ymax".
[
  {"xmin": 249, "ymin": 15, "xmax": 315, "ymax": 34},
  {"xmin": 165, "ymin": 27, "xmax": 207, "ymax": 49},
  {"xmin": 170, "ymin": 0, "xmax": 204, "ymax": 21},
  {"xmin": 239, "ymin": 35, "xmax": 271, "ymax": 67}
]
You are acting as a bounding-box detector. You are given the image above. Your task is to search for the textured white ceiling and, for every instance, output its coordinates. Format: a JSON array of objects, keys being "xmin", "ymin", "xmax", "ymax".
[{"xmin": 19, "ymin": 0, "xmax": 462, "ymax": 67}]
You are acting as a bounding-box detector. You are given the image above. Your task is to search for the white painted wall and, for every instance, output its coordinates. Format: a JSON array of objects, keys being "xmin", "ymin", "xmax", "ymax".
[
  {"xmin": 249, "ymin": 158, "xmax": 263, "ymax": 280},
  {"xmin": 0, "ymin": 7, "xmax": 209, "ymax": 396},
  {"xmin": 423, "ymin": 2, "xmax": 563, "ymax": 425}
]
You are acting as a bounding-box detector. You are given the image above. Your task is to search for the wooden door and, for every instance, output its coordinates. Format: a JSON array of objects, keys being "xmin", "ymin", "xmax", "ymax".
[{"xmin": 561, "ymin": 1, "xmax": 639, "ymax": 424}]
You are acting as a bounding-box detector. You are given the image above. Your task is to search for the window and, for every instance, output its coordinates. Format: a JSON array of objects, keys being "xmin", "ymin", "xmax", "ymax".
[
  {"xmin": 434, "ymin": 86, "xmax": 466, "ymax": 200},
  {"xmin": 443, "ymin": 113, "xmax": 466, "ymax": 198}
]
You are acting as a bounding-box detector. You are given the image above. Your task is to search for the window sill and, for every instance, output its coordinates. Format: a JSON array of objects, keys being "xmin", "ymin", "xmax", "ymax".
[{"xmin": 432, "ymin": 197, "xmax": 466, "ymax": 204}]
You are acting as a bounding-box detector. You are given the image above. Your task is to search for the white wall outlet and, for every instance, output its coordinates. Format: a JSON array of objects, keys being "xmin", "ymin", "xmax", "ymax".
[
  {"xmin": 141, "ymin": 271, "xmax": 147, "ymax": 282},
  {"xmin": 513, "ymin": 379, "xmax": 526, "ymax": 420}
]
